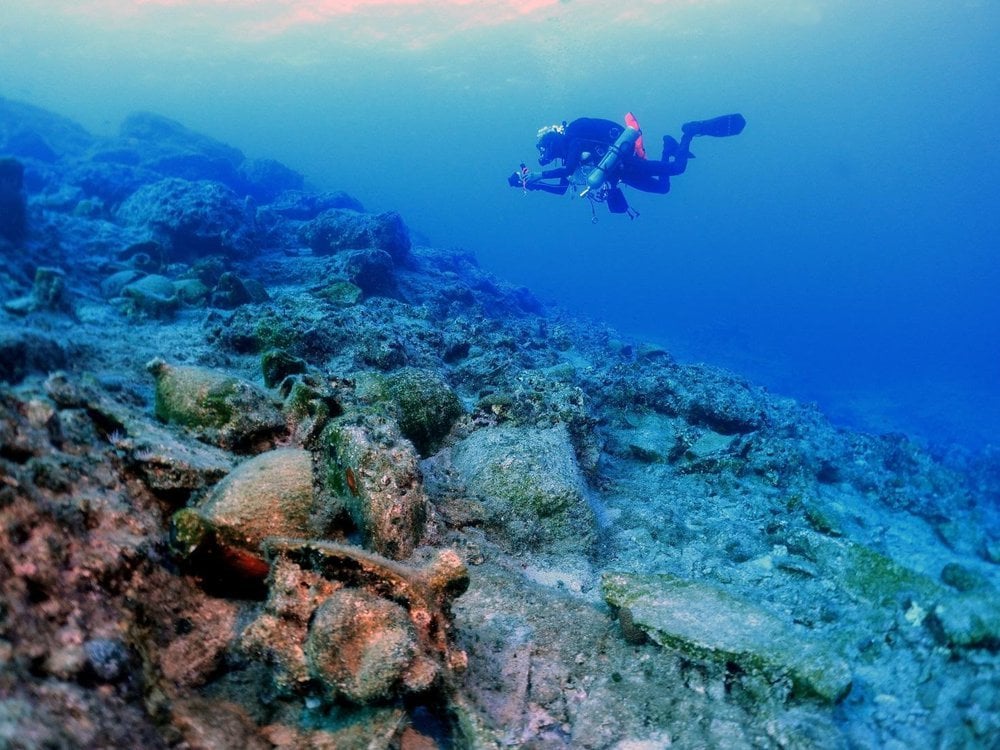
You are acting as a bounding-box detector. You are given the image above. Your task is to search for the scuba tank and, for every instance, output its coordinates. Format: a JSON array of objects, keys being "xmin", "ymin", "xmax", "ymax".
[{"xmin": 581, "ymin": 125, "xmax": 640, "ymax": 196}]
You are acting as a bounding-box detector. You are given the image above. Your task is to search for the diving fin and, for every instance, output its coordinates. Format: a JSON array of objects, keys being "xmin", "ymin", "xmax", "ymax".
[{"xmin": 681, "ymin": 113, "xmax": 747, "ymax": 138}]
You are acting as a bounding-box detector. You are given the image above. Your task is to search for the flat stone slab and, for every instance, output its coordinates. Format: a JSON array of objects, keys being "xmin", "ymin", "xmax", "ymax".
[{"xmin": 602, "ymin": 572, "xmax": 853, "ymax": 703}]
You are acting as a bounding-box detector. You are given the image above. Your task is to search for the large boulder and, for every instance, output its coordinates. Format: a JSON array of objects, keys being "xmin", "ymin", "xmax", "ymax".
[
  {"xmin": 261, "ymin": 190, "xmax": 364, "ymax": 220},
  {"xmin": 299, "ymin": 208, "xmax": 412, "ymax": 265},
  {"xmin": 117, "ymin": 111, "xmax": 244, "ymax": 187},
  {"xmin": 0, "ymin": 95, "xmax": 95, "ymax": 161},
  {"xmin": 236, "ymin": 158, "xmax": 304, "ymax": 202},
  {"xmin": 116, "ymin": 178, "xmax": 256, "ymax": 261}
]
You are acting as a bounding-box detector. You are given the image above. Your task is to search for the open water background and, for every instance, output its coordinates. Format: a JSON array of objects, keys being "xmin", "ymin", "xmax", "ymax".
[{"xmin": 3, "ymin": 0, "xmax": 998, "ymax": 449}]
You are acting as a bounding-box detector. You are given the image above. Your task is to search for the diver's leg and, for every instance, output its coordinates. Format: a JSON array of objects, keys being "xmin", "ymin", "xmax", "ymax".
[
  {"xmin": 623, "ymin": 173, "xmax": 669, "ymax": 194},
  {"xmin": 623, "ymin": 156, "xmax": 672, "ymax": 194},
  {"xmin": 664, "ymin": 135, "xmax": 690, "ymax": 176},
  {"xmin": 681, "ymin": 113, "xmax": 746, "ymax": 138}
]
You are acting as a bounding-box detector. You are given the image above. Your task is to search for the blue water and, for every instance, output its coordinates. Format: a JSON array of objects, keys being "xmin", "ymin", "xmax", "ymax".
[{"xmin": 4, "ymin": 0, "xmax": 999, "ymax": 449}]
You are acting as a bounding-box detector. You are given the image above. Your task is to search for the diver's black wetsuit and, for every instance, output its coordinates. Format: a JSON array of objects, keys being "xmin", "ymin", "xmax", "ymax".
[{"xmin": 540, "ymin": 117, "xmax": 690, "ymax": 195}]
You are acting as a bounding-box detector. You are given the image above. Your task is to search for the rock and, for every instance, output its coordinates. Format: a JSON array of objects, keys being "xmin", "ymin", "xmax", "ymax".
[
  {"xmin": 117, "ymin": 111, "xmax": 245, "ymax": 188},
  {"xmin": 65, "ymin": 160, "xmax": 159, "ymax": 207},
  {"xmin": 300, "ymin": 208, "xmax": 412, "ymax": 265},
  {"xmin": 147, "ymin": 358, "xmax": 285, "ymax": 450},
  {"xmin": 83, "ymin": 638, "xmax": 130, "ymax": 683},
  {"xmin": 449, "ymin": 425, "xmax": 596, "ymax": 554},
  {"xmin": 119, "ymin": 420, "xmax": 234, "ymax": 496},
  {"xmin": 315, "ymin": 279, "xmax": 363, "ymax": 306},
  {"xmin": 679, "ymin": 365, "xmax": 769, "ymax": 434},
  {"xmin": 171, "ymin": 448, "xmax": 316, "ymax": 580},
  {"xmin": 168, "ymin": 698, "xmax": 271, "ymax": 750},
  {"xmin": 929, "ymin": 591, "xmax": 1000, "ymax": 649},
  {"xmin": 0, "ymin": 157, "xmax": 27, "ymax": 243},
  {"xmin": 0, "ymin": 330, "xmax": 67, "ymax": 383},
  {"xmin": 344, "ymin": 247, "xmax": 398, "ymax": 297},
  {"xmin": 209, "ymin": 271, "xmax": 254, "ymax": 309},
  {"xmin": 359, "ymin": 368, "xmax": 463, "ymax": 456},
  {"xmin": 116, "ymin": 177, "xmax": 256, "ymax": 261},
  {"xmin": 305, "ymin": 587, "xmax": 418, "ymax": 703},
  {"xmin": 260, "ymin": 189, "xmax": 364, "ymax": 221},
  {"xmin": 602, "ymin": 571, "xmax": 853, "ymax": 703},
  {"xmin": 318, "ymin": 415, "xmax": 427, "ymax": 560},
  {"xmin": 0, "ymin": 96, "xmax": 95, "ymax": 160},
  {"xmin": 237, "ymin": 157, "xmax": 304, "ymax": 202}
]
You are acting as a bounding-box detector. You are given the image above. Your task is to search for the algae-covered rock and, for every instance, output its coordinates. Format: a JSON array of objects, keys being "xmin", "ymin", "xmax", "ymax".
[
  {"xmin": 147, "ymin": 358, "xmax": 285, "ymax": 450},
  {"xmin": 449, "ymin": 424, "xmax": 596, "ymax": 554},
  {"xmin": 318, "ymin": 415, "xmax": 427, "ymax": 559},
  {"xmin": 170, "ymin": 448, "xmax": 315, "ymax": 580},
  {"xmin": 344, "ymin": 248, "xmax": 398, "ymax": 297},
  {"xmin": 210, "ymin": 271, "xmax": 268, "ymax": 309},
  {"xmin": 929, "ymin": 590, "xmax": 1000, "ymax": 649},
  {"xmin": 602, "ymin": 571, "xmax": 853, "ymax": 703},
  {"xmin": 306, "ymin": 588, "xmax": 418, "ymax": 703},
  {"xmin": 316, "ymin": 279, "xmax": 363, "ymax": 306},
  {"xmin": 299, "ymin": 208, "xmax": 411, "ymax": 264},
  {"xmin": 359, "ymin": 368, "xmax": 463, "ymax": 456},
  {"xmin": 115, "ymin": 177, "xmax": 256, "ymax": 261}
]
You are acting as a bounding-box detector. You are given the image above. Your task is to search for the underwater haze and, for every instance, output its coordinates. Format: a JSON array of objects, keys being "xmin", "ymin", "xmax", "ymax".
[{"xmin": 3, "ymin": 0, "xmax": 999, "ymax": 450}]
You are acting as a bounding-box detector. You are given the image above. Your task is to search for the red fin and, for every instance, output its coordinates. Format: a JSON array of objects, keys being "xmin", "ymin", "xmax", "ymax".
[{"xmin": 625, "ymin": 112, "xmax": 646, "ymax": 159}]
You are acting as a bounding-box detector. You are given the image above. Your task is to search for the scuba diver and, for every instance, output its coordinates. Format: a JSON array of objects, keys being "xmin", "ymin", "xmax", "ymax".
[{"xmin": 507, "ymin": 112, "xmax": 746, "ymax": 220}]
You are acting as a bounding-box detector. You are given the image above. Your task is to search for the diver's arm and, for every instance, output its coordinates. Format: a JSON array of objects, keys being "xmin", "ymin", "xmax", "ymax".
[
  {"xmin": 529, "ymin": 179, "xmax": 570, "ymax": 195},
  {"xmin": 540, "ymin": 166, "xmax": 571, "ymax": 179},
  {"xmin": 508, "ymin": 170, "xmax": 570, "ymax": 194}
]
